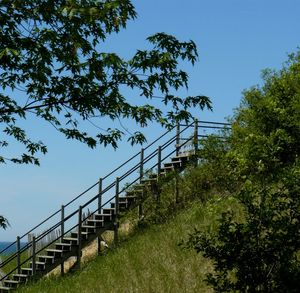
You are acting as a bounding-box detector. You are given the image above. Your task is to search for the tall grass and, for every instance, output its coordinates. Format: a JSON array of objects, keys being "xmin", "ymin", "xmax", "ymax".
[{"xmin": 17, "ymin": 194, "xmax": 242, "ymax": 293}]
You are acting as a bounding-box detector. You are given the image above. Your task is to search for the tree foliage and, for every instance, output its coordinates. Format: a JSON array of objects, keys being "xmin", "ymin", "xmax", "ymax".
[
  {"xmin": 0, "ymin": 0, "xmax": 211, "ymax": 165},
  {"xmin": 185, "ymin": 51, "xmax": 300, "ymax": 292},
  {"xmin": 0, "ymin": 215, "xmax": 9, "ymax": 229}
]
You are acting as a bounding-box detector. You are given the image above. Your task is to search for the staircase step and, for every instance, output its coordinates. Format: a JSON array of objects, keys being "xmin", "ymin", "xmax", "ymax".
[
  {"xmin": 102, "ymin": 208, "xmax": 115, "ymax": 215},
  {"xmin": 93, "ymin": 213, "xmax": 114, "ymax": 222},
  {"xmin": 30, "ymin": 261, "xmax": 45, "ymax": 265},
  {"xmin": 86, "ymin": 219, "xmax": 104, "ymax": 227},
  {"xmin": 162, "ymin": 165, "xmax": 174, "ymax": 170},
  {"xmin": 21, "ymin": 268, "xmax": 33, "ymax": 275},
  {"xmin": 71, "ymin": 231, "xmax": 89, "ymax": 239},
  {"xmin": 55, "ymin": 242, "xmax": 72, "ymax": 251},
  {"xmin": 29, "ymin": 261, "xmax": 46, "ymax": 270},
  {"xmin": 12, "ymin": 274, "xmax": 28, "ymax": 281},
  {"xmin": 45, "ymin": 248, "xmax": 64, "ymax": 257},
  {"xmin": 3, "ymin": 280, "xmax": 19, "ymax": 288},
  {"xmin": 171, "ymin": 155, "xmax": 190, "ymax": 161},
  {"xmin": 63, "ymin": 237, "xmax": 79, "ymax": 244},
  {"xmin": 160, "ymin": 166, "xmax": 174, "ymax": 173},
  {"xmin": 81, "ymin": 225, "xmax": 96, "ymax": 232},
  {"xmin": 0, "ymin": 286, "xmax": 11, "ymax": 292},
  {"xmin": 38, "ymin": 255, "xmax": 55, "ymax": 263},
  {"xmin": 119, "ymin": 195, "xmax": 136, "ymax": 202},
  {"xmin": 110, "ymin": 202, "xmax": 128, "ymax": 209},
  {"xmin": 55, "ymin": 242, "xmax": 72, "ymax": 246},
  {"xmin": 166, "ymin": 160, "xmax": 184, "ymax": 168}
]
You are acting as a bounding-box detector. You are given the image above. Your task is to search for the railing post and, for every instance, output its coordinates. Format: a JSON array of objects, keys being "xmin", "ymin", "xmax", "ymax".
[
  {"xmin": 98, "ymin": 178, "xmax": 103, "ymax": 213},
  {"xmin": 156, "ymin": 145, "xmax": 162, "ymax": 209},
  {"xmin": 114, "ymin": 177, "xmax": 119, "ymax": 245},
  {"xmin": 16, "ymin": 236, "xmax": 21, "ymax": 274},
  {"xmin": 97, "ymin": 177, "xmax": 103, "ymax": 255},
  {"xmin": 176, "ymin": 122, "xmax": 180, "ymax": 156},
  {"xmin": 32, "ymin": 236, "xmax": 36, "ymax": 277},
  {"xmin": 139, "ymin": 149, "xmax": 144, "ymax": 220},
  {"xmin": 60, "ymin": 205, "xmax": 65, "ymax": 276},
  {"xmin": 194, "ymin": 119, "xmax": 199, "ymax": 166},
  {"xmin": 77, "ymin": 206, "xmax": 82, "ymax": 270},
  {"xmin": 140, "ymin": 148, "xmax": 144, "ymax": 183},
  {"xmin": 157, "ymin": 146, "xmax": 162, "ymax": 176}
]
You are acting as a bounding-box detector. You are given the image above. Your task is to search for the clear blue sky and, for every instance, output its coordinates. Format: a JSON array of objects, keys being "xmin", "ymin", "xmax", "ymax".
[{"xmin": 1, "ymin": 0, "xmax": 299, "ymax": 241}]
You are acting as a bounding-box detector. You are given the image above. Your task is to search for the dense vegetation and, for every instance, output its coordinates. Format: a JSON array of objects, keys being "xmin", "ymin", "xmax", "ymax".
[{"xmin": 185, "ymin": 51, "xmax": 300, "ymax": 292}]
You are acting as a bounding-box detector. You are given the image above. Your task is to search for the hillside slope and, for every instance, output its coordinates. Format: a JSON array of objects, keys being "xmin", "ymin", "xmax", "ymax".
[{"xmin": 17, "ymin": 196, "xmax": 240, "ymax": 293}]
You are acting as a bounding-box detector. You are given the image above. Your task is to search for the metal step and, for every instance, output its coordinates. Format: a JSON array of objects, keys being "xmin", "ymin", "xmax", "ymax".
[
  {"xmin": 45, "ymin": 248, "xmax": 64, "ymax": 257},
  {"xmin": 102, "ymin": 208, "xmax": 115, "ymax": 215},
  {"xmin": 20, "ymin": 268, "xmax": 33, "ymax": 276},
  {"xmin": 86, "ymin": 219, "xmax": 104, "ymax": 227},
  {"xmin": 55, "ymin": 242, "xmax": 72, "ymax": 251},
  {"xmin": 93, "ymin": 213, "xmax": 114, "ymax": 222},
  {"xmin": 119, "ymin": 195, "xmax": 136, "ymax": 202},
  {"xmin": 81, "ymin": 225, "xmax": 96, "ymax": 233},
  {"xmin": 63, "ymin": 237, "xmax": 78, "ymax": 244},
  {"xmin": 71, "ymin": 231, "xmax": 89, "ymax": 240},
  {"xmin": 3, "ymin": 280, "xmax": 19, "ymax": 288},
  {"xmin": 29, "ymin": 261, "xmax": 46, "ymax": 270},
  {"xmin": 0, "ymin": 286, "xmax": 11, "ymax": 292},
  {"xmin": 37, "ymin": 255, "xmax": 55, "ymax": 263},
  {"xmin": 12, "ymin": 274, "xmax": 28, "ymax": 282},
  {"xmin": 171, "ymin": 154, "xmax": 190, "ymax": 162}
]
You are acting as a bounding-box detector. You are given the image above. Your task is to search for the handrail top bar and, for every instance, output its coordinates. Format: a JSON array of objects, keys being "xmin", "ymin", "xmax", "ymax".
[
  {"xmin": 180, "ymin": 120, "xmax": 231, "ymax": 126},
  {"xmin": 0, "ymin": 118, "xmax": 227, "ymax": 280},
  {"xmin": 0, "ymin": 125, "xmax": 175, "ymax": 252},
  {"xmin": 0, "ymin": 118, "xmax": 226, "ymax": 270}
]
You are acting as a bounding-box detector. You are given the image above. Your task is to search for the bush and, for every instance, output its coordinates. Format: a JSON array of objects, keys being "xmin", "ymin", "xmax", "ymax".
[{"xmin": 184, "ymin": 51, "xmax": 300, "ymax": 292}]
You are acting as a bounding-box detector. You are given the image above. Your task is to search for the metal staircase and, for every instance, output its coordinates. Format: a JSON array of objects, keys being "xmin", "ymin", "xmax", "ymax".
[{"xmin": 0, "ymin": 120, "xmax": 230, "ymax": 292}]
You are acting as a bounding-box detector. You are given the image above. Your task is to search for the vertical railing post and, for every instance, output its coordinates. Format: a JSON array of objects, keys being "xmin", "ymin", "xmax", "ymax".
[
  {"xmin": 97, "ymin": 177, "xmax": 103, "ymax": 255},
  {"xmin": 157, "ymin": 146, "xmax": 162, "ymax": 176},
  {"xmin": 140, "ymin": 148, "xmax": 144, "ymax": 183},
  {"xmin": 114, "ymin": 177, "xmax": 119, "ymax": 245},
  {"xmin": 176, "ymin": 122, "xmax": 180, "ymax": 156},
  {"xmin": 139, "ymin": 148, "xmax": 144, "ymax": 220},
  {"xmin": 77, "ymin": 206, "xmax": 82, "ymax": 270},
  {"xmin": 98, "ymin": 178, "xmax": 103, "ymax": 213},
  {"xmin": 156, "ymin": 145, "xmax": 162, "ymax": 209},
  {"xmin": 32, "ymin": 236, "xmax": 36, "ymax": 277},
  {"xmin": 16, "ymin": 236, "xmax": 21, "ymax": 274},
  {"xmin": 194, "ymin": 119, "xmax": 199, "ymax": 166},
  {"xmin": 60, "ymin": 205, "xmax": 65, "ymax": 276}
]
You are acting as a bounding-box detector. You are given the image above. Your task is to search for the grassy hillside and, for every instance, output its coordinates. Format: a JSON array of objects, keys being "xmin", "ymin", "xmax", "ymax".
[{"xmin": 17, "ymin": 196, "xmax": 241, "ymax": 293}]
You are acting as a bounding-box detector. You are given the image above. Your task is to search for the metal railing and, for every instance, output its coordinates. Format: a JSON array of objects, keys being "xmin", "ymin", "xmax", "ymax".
[{"xmin": 0, "ymin": 119, "xmax": 231, "ymax": 281}]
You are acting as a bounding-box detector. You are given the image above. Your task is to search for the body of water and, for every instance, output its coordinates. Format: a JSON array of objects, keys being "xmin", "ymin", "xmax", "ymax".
[{"xmin": 0, "ymin": 242, "xmax": 27, "ymax": 255}]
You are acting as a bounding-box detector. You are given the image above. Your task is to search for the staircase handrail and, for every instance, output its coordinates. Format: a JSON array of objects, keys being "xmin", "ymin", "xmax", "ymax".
[
  {"xmin": 0, "ymin": 126, "xmax": 176, "ymax": 256},
  {"xmin": 0, "ymin": 119, "xmax": 229, "ymax": 282},
  {"xmin": 0, "ymin": 123, "xmax": 189, "ymax": 266}
]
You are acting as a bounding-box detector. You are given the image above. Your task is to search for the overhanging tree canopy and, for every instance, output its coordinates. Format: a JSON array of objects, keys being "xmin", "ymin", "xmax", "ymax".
[{"xmin": 0, "ymin": 0, "xmax": 211, "ymax": 165}]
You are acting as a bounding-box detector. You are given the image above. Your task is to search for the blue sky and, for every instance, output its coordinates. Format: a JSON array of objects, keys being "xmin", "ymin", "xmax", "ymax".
[{"xmin": 1, "ymin": 0, "xmax": 300, "ymax": 241}]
